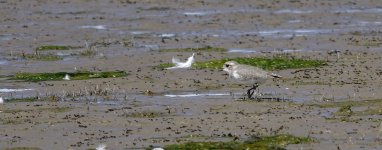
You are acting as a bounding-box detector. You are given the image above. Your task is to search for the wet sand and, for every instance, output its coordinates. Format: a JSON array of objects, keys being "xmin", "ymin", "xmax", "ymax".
[{"xmin": 1, "ymin": 0, "xmax": 382, "ymax": 149}]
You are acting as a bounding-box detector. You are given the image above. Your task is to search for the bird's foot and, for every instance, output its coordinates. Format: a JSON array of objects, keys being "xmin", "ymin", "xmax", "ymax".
[
  {"xmin": 238, "ymin": 93, "xmax": 259, "ymax": 101},
  {"xmin": 247, "ymin": 92, "xmax": 264, "ymax": 101}
]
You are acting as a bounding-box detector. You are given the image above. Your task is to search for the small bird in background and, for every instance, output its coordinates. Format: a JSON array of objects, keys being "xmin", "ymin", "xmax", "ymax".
[
  {"xmin": 96, "ymin": 144, "xmax": 106, "ymax": 150},
  {"xmin": 223, "ymin": 61, "xmax": 282, "ymax": 99},
  {"xmin": 0, "ymin": 97, "xmax": 4, "ymax": 104},
  {"xmin": 166, "ymin": 53, "xmax": 195, "ymax": 69},
  {"xmin": 63, "ymin": 74, "xmax": 71, "ymax": 80}
]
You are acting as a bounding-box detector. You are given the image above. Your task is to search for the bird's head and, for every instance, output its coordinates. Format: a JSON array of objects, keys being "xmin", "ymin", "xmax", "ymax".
[
  {"xmin": 223, "ymin": 61, "xmax": 238, "ymax": 73},
  {"xmin": 187, "ymin": 53, "xmax": 195, "ymax": 63}
]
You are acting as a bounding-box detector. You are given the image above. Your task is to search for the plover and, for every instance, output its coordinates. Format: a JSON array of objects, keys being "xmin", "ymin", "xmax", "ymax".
[
  {"xmin": 166, "ymin": 53, "xmax": 195, "ymax": 69},
  {"xmin": 223, "ymin": 61, "xmax": 281, "ymax": 99}
]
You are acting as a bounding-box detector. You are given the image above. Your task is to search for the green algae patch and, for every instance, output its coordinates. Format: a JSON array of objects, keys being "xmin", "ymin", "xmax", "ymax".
[
  {"xmin": 36, "ymin": 45, "xmax": 81, "ymax": 51},
  {"xmin": 163, "ymin": 134, "xmax": 314, "ymax": 150},
  {"xmin": 11, "ymin": 71, "xmax": 127, "ymax": 82},
  {"xmin": 231, "ymin": 57, "xmax": 326, "ymax": 70},
  {"xmin": 193, "ymin": 57, "xmax": 327, "ymax": 70},
  {"xmin": 156, "ymin": 63, "xmax": 175, "ymax": 69},
  {"xmin": 159, "ymin": 46, "xmax": 227, "ymax": 52},
  {"xmin": 192, "ymin": 59, "xmax": 228, "ymax": 70},
  {"xmin": 157, "ymin": 57, "xmax": 326, "ymax": 70},
  {"xmin": 335, "ymin": 105, "xmax": 353, "ymax": 116}
]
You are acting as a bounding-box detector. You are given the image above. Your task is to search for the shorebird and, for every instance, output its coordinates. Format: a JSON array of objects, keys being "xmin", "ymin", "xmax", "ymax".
[
  {"xmin": 223, "ymin": 61, "xmax": 281, "ymax": 99},
  {"xmin": 63, "ymin": 74, "xmax": 71, "ymax": 80},
  {"xmin": 96, "ymin": 144, "xmax": 106, "ymax": 150},
  {"xmin": 0, "ymin": 97, "xmax": 4, "ymax": 104},
  {"xmin": 166, "ymin": 53, "xmax": 195, "ymax": 69}
]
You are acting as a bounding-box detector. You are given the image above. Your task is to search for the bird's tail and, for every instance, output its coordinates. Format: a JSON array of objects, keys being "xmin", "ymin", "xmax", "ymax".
[{"xmin": 269, "ymin": 73, "xmax": 282, "ymax": 78}]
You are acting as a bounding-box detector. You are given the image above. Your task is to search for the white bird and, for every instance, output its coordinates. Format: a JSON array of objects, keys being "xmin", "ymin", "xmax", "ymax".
[
  {"xmin": 152, "ymin": 148, "xmax": 164, "ymax": 150},
  {"xmin": 63, "ymin": 74, "xmax": 71, "ymax": 80},
  {"xmin": 223, "ymin": 61, "xmax": 281, "ymax": 99},
  {"xmin": 166, "ymin": 53, "xmax": 195, "ymax": 69},
  {"xmin": 96, "ymin": 144, "xmax": 106, "ymax": 150},
  {"xmin": 0, "ymin": 97, "xmax": 4, "ymax": 104}
]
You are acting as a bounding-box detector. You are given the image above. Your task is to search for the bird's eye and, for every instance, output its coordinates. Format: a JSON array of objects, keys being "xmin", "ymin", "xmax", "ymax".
[{"xmin": 225, "ymin": 64, "xmax": 230, "ymax": 67}]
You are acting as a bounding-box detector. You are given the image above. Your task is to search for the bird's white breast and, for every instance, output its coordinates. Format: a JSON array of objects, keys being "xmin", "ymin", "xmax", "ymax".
[{"xmin": 232, "ymin": 71, "xmax": 242, "ymax": 79}]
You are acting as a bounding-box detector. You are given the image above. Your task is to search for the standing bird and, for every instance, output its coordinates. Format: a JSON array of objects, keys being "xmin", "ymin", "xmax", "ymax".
[{"xmin": 223, "ymin": 61, "xmax": 282, "ymax": 99}]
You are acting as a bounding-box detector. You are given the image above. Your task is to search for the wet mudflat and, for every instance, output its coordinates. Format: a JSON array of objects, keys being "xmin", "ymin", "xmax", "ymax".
[{"xmin": 1, "ymin": 0, "xmax": 382, "ymax": 149}]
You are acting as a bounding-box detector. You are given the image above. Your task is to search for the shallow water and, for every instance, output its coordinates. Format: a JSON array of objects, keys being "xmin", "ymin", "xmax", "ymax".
[
  {"xmin": 0, "ymin": 60, "xmax": 7, "ymax": 65},
  {"xmin": 227, "ymin": 48, "xmax": 258, "ymax": 53},
  {"xmin": 164, "ymin": 92, "xmax": 231, "ymax": 98},
  {"xmin": 0, "ymin": 88, "xmax": 33, "ymax": 92},
  {"xmin": 79, "ymin": 25, "xmax": 107, "ymax": 30}
]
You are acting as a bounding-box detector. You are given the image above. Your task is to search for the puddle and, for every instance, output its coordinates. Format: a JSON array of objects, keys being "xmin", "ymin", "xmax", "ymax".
[
  {"xmin": 164, "ymin": 93, "xmax": 231, "ymax": 98},
  {"xmin": 0, "ymin": 60, "xmax": 8, "ymax": 65},
  {"xmin": 146, "ymin": 28, "xmax": 340, "ymax": 39},
  {"xmin": 183, "ymin": 12, "xmax": 208, "ymax": 16},
  {"xmin": 94, "ymin": 100, "xmax": 122, "ymax": 105},
  {"xmin": 183, "ymin": 9, "xmax": 244, "ymax": 16},
  {"xmin": 182, "ymin": 8, "xmax": 317, "ymax": 16},
  {"xmin": 136, "ymin": 44, "xmax": 160, "ymax": 50},
  {"xmin": 0, "ymin": 88, "xmax": 34, "ymax": 92},
  {"xmin": 130, "ymin": 31, "xmax": 151, "ymax": 35},
  {"xmin": 334, "ymin": 8, "xmax": 382, "ymax": 13},
  {"xmin": 258, "ymin": 29, "xmax": 336, "ymax": 37},
  {"xmin": 79, "ymin": 25, "xmax": 107, "ymax": 30},
  {"xmin": 159, "ymin": 33, "xmax": 176, "ymax": 38},
  {"xmin": 319, "ymin": 108, "xmax": 336, "ymax": 118},
  {"xmin": 352, "ymin": 21, "xmax": 382, "ymax": 26},
  {"xmin": 160, "ymin": 91, "xmax": 291, "ymax": 101},
  {"xmin": 228, "ymin": 48, "xmax": 257, "ymax": 53},
  {"xmin": 181, "ymin": 8, "xmax": 382, "ymax": 16},
  {"xmin": 288, "ymin": 20, "xmax": 302, "ymax": 23},
  {"xmin": 0, "ymin": 34, "xmax": 12, "ymax": 41},
  {"xmin": 56, "ymin": 52, "xmax": 73, "ymax": 57},
  {"xmin": 274, "ymin": 9, "xmax": 313, "ymax": 14},
  {"xmin": 271, "ymin": 49, "xmax": 305, "ymax": 53}
]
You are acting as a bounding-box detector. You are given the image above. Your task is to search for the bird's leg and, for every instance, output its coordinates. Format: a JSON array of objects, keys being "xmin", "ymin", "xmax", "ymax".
[
  {"xmin": 246, "ymin": 88, "xmax": 253, "ymax": 99},
  {"xmin": 247, "ymin": 83, "xmax": 259, "ymax": 99}
]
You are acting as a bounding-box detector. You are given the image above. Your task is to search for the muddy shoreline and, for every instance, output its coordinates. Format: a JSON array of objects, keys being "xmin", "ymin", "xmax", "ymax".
[{"xmin": 1, "ymin": 0, "xmax": 382, "ymax": 149}]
